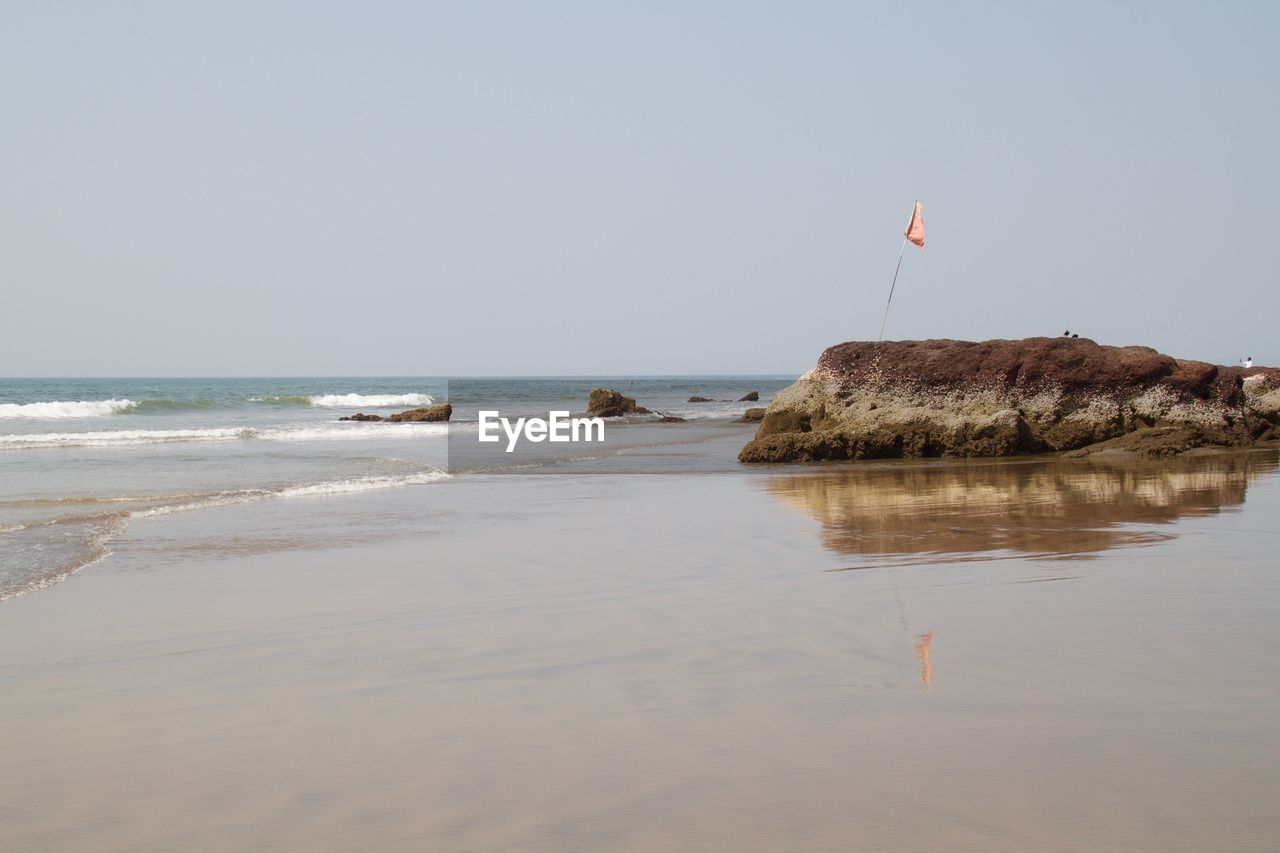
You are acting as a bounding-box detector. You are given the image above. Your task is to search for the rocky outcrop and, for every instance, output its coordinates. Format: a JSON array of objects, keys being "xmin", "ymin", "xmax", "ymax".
[
  {"xmin": 738, "ymin": 391, "xmax": 760, "ymax": 402},
  {"xmin": 740, "ymin": 338, "xmax": 1261, "ymax": 462},
  {"xmin": 737, "ymin": 408, "xmax": 766, "ymax": 423},
  {"xmin": 687, "ymin": 396, "xmax": 714, "ymax": 403},
  {"xmin": 339, "ymin": 412, "xmax": 384, "ymax": 422},
  {"xmin": 1240, "ymin": 368, "xmax": 1280, "ymax": 433},
  {"xmin": 588, "ymin": 388, "xmax": 651, "ymax": 417},
  {"xmin": 658, "ymin": 415, "xmax": 687, "ymax": 423},
  {"xmin": 387, "ymin": 403, "xmax": 452, "ymax": 423}
]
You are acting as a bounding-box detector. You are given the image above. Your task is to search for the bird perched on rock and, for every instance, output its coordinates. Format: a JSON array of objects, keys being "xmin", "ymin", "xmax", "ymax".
[
  {"xmin": 1063, "ymin": 330, "xmax": 1070, "ymax": 336},
  {"xmin": 1071, "ymin": 333, "xmax": 1079, "ymax": 338}
]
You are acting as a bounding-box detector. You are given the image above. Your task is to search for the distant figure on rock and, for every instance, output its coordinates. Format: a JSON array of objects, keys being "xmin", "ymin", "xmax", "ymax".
[
  {"xmin": 1071, "ymin": 333, "xmax": 1079, "ymax": 338},
  {"xmin": 1063, "ymin": 330, "xmax": 1070, "ymax": 336},
  {"xmin": 1242, "ymin": 356, "xmax": 1254, "ymax": 369}
]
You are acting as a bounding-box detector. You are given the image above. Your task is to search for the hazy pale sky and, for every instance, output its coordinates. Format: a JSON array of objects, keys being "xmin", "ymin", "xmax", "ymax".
[{"xmin": 2, "ymin": 1, "xmax": 1276, "ymax": 376}]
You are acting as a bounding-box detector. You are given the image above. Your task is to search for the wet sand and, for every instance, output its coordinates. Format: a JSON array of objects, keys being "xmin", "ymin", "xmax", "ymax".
[{"xmin": 3, "ymin": 450, "xmax": 1280, "ymax": 851}]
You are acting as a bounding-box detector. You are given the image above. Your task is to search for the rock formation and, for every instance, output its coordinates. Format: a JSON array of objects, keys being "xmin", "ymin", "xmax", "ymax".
[
  {"xmin": 687, "ymin": 396, "xmax": 714, "ymax": 403},
  {"xmin": 1240, "ymin": 368, "xmax": 1280, "ymax": 440},
  {"xmin": 740, "ymin": 338, "xmax": 1266, "ymax": 462},
  {"xmin": 339, "ymin": 412, "xmax": 384, "ymax": 422},
  {"xmin": 737, "ymin": 408, "xmax": 766, "ymax": 423},
  {"xmin": 588, "ymin": 388, "xmax": 651, "ymax": 417},
  {"xmin": 738, "ymin": 391, "xmax": 760, "ymax": 402},
  {"xmin": 387, "ymin": 403, "xmax": 453, "ymax": 422}
]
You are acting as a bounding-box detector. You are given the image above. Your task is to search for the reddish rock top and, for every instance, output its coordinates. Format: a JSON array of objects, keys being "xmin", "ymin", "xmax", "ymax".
[{"xmin": 815, "ymin": 337, "xmax": 1243, "ymax": 405}]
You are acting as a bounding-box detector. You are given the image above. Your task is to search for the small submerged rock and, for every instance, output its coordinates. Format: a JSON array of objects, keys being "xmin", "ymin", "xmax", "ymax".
[
  {"xmin": 387, "ymin": 403, "xmax": 452, "ymax": 422},
  {"xmin": 658, "ymin": 415, "xmax": 687, "ymax": 423},
  {"xmin": 689, "ymin": 392, "xmax": 760, "ymax": 403},
  {"xmin": 341, "ymin": 403, "xmax": 452, "ymax": 423}
]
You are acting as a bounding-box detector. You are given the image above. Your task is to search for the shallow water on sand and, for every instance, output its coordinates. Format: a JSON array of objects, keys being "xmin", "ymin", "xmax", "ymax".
[
  {"xmin": 1, "ymin": 433, "xmax": 1278, "ymax": 850},
  {"xmin": 0, "ymin": 377, "xmax": 789, "ymax": 601}
]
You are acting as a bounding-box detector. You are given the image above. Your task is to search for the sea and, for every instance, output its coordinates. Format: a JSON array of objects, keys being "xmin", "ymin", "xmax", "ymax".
[{"xmin": 0, "ymin": 376, "xmax": 792, "ymax": 602}]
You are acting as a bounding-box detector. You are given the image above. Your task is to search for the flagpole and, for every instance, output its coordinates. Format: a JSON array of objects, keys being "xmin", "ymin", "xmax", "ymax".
[{"xmin": 878, "ymin": 236, "xmax": 908, "ymax": 341}]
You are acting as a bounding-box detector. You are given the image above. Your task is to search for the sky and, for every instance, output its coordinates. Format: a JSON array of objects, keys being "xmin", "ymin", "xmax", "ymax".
[{"xmin": 2, "ymin": 1, "xmax": 1277, "ymax": 376}]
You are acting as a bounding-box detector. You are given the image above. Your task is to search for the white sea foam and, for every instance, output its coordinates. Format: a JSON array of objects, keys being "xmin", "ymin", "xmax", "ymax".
[
  {"xmin": 0, "ymin": 399, "xmax": 139, "ymax": 419},
  {"xmin": 306, "ymin": 393, "xmax": 435, "ymax": 408},
  {"xmin": 0, "ymin": 428, "xmax": 251, "ymax": 449},
  {"xmin": 662, "ymin": 405, "xmax": 756, "ymax": 420},
  {"xmin": 1, "ymin": 469, "xmax": 449, "ymax": 601},
  {"xmin": 276, "ymin": 471, "xmax": 450, "ymax": 497},
  {"xmin": 256, "ymin": 424, "xmax": 449, "ymax": 441},
  {"xmin": 0, "ymin": 513, "xmax": 128, "ymax": 603},
  {"xmin": 134, "ymin": 470, "xmax": 450, "ymax": 517},
  {"xmin": 0, "ymin": 428, "xmax": 252, "ymax": 449},
  {"xmin": 0, "ymin": 423, "xmax": 449, "ymax": 450}
]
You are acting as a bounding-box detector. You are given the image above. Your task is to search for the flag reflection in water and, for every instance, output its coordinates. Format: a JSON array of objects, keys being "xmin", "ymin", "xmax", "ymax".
[{"xmin": 916, "ymin": 632, "xmax": 934, "ymax": 692}]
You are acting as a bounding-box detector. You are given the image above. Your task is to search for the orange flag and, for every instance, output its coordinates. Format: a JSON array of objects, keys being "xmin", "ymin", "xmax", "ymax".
[{"xmin": 905, "ymin": 201, "xmax": 925, "ymax": 248}]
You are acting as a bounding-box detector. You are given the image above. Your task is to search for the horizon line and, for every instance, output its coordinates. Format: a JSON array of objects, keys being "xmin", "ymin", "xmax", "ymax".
[{"xmin": 0, "ymin": 373, "xmax": 802, "ymax": 380}]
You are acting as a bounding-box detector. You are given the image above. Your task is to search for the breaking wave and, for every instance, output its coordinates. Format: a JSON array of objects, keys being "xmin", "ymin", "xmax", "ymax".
[
  {"xmin": 308, "ymin": 393, "xmax": 435, "ymax": 407},
  {"xmin": 0, "ymin": 423, "xmax": 449, "ymax": 450},
  {"xmin": 0, "ymin": 399, "xmax": 139, "ymax": 419},
  {"xmin": 0, "ymin": 393, "xmax": 435, "ymax": 420},
  {"xmin": 252, "ymin": 393, "xmax": 435, "ymax": 408}
]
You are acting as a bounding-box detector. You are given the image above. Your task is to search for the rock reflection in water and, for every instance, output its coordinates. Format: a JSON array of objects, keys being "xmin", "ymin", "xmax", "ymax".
[{"xmin": 768, "ymin": 451, "xmax": 1279, "ymax": 561}]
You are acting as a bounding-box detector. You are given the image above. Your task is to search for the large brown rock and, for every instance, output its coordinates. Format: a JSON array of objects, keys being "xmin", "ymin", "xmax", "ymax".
[
  {"xmin": 740, "ymin": 338, "xmax": 1258, "ymax": 462},
  {"xmin": 588, "ymin": 388, "xmax": 651, "ymax": 417},
  {"xmin": 386, "ymin": 403, "xmax": 452, "ymax": 423}
]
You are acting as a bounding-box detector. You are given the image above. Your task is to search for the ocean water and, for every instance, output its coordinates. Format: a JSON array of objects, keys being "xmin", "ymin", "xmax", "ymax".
[{"xmin": 0, "ymin": 376, "xmax": 791, "ymax": 601}]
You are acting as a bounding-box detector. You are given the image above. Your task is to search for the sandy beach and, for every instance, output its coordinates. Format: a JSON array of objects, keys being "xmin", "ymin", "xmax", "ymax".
[{"xmin": 4, "ymin": 435, "xmax": 1279, "ymax": 851}]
